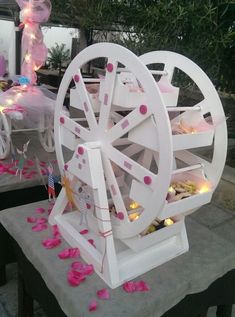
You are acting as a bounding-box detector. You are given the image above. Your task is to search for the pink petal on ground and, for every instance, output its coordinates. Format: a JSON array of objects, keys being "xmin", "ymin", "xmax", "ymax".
[
  {"xmin": 35, "ymin": 207, "xmax": 45, "ymax": 214},
  {"xmin": 42, "ymin": 238, "xmax": 61, "ymax": 249},
  {"xmin": 88, "ymin": 239, "xmax": 96, "ymax": 248},
  {"xmin": 26, "ymin": 159, "xmax": 34, "ymax": 166},
  {"xmin": 32, "ymin": 223, "xmax": 48, "ymax": 232},
  {"xmin": 27, "ymin": 217, "xmax": 37, "ymax": 223},
  {"xmin": 81, "ymin": 264, "xmax": 94, "ymax": 276},
  {"xmin": 37, "ymin": 218, "xmax": 47, "ymax": 224},
  {"xmin": 97, "ymin": 288, "xmax": 110, "ymax": 300},
  {"xmin": 123, "ymin": 281, "xmax": 136, "ymax": 293},
  {"xmin": 135, "ymin": 280, "xmax": 150, "ymax": 292},
  {"xmin": 79, "ymin": 229, "xmax": 89, "ymax": 235},
  {"xmin": 88, "ymin": 299, "xmax": 98, "ymax": 312},
  {"xmin": 67, "ymin": 270, "xmax": 86, "ymax": 286},
  {"xmin": 58, "ymin": 248, "xmax": 80, "ymax": 259}
]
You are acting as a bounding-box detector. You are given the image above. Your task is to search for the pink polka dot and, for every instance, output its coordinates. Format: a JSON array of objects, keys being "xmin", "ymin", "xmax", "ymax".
[
  {"xmin": 60, "ymin": 117, "xmax": 65, "ymax": 124},
  {"xmin": 139, "ymin": 105, "xmax": 148, "ymax": 115},
  {"xmin": 74, "ymin": 74, "xmax": 80, "ymax": 83},
  {"xmin": 78, "ymin": 147, "xmax": 84, "ymax": 155},
  {"xmin": 116, "ymin": 212, "xmax": 124, "ymax": 220},
  {"xmin": 144, "ymin": 176, "xmax": 152, "ymax": 185},
  {"xmin": 64, "ymin": 164, "xmax": 68, "ymax": 171},
  {"xmin": 106, "ymin": 63, "xmax": 113, "ymax": 72}
]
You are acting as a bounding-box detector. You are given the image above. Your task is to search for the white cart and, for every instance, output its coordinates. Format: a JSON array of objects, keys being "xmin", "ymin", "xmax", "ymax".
[
  {"xmin": 49, "ymin": 43, "xmax": 227, "ymax": 288},
  {"xmin": 0, "ymin": 85, "xmax": 55, "ymax": 159}
]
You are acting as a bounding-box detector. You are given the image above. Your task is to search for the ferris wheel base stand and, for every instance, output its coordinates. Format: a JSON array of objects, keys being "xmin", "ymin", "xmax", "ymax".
[{"xmin": 51, "ymin": 211, "xmax": 188, "ymax": 288}]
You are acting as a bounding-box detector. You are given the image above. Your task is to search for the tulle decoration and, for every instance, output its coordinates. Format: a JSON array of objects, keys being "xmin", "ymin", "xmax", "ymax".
[
  {"xmin": 88, "ymin": 300, "xmax": 97, "ymax": 312},
  {"xmin": 16, "ymin": 0, "xmax": 52, "ymax": 84},
  {"xmin": 96, "ymin": 288, "xmax": 110, "ymax": 300},
  {"xmin": 123, "ymin": 280, "xmax": 150, "ymax": 293},
  {"xmin": 42, "ymin": 237, "xmax": 61, "ymax": 249},
  {"xmin": 58, "ymin": 248, "xmax": 80, "ymax": 259},
  {"xmin": 67, "ymin": 270, "xmax": 86, "ymax": 286}
]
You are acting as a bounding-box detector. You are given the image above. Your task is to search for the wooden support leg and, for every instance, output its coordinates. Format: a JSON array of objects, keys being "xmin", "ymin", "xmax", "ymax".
[
  {"xmin": 216, "ymin": 305, "xmax": 232, "ymax": 317},
  {"xmin": 0, "ymin": 264, "xmax": 6, "ymax": 286},
  {"xmin": 18, "ymin": 267, "xmax": 34, "ymax": 317}
]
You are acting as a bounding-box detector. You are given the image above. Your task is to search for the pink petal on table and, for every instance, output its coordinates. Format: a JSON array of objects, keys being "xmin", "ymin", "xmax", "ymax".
[
  {"xmin": 67, "ymin": 270, "xmax": 86, "ymax": 286},
  {"xmin": 123, "ymin": 281, "xmax": 136, "ymax": 293},
  {"xmin": 35, "ymin": 207, "xmax": 45, "ymax": 214},
  {"xmin": 81, "ymin": 264, "xmax": 94, "ymax": 276},
  {"xmin": 88, "ymin": 299, "xmax": 97, "ymax": 312},
  {"xmin": 32, "ymin": 223, "xmax": 48, "ymax": 232},
  {"xmin": 58, "ymin": 248, "xmax": 80, "ymax": 259},
  {"xmin": 88, "ymin": 239, "xmax": 96, "ymax": 248},
  {"xmin": 79, "ymin": 229, "xmax": 89, "ymax": 235},
  {"xmin": 26, "ymin": 159, "xmax": 34, "ymax": 166},
  {"xmin": 51, "ymin": 224, "xmax": 60, "ymax": 237},
  {"xmin": 37, "ymin": 218, "xmax": 47, "ymax": 224},
  {"xmin": 135, "ymin": 280, "xmax": 150, "ymax": 292},
  {"xmin": 97, "ymin": 288, "xmax": 110, "ymax": 300},
  {"xmin": 71, "ymin": 261, "xmax": 84, "ymax": 270},
  {"xmin": 42, "ymin": 238, "xmax": 61, "ymax": 249},
  {"xmin": 27, "ymin": 217, "xmax": 37, "ymax": 223}
]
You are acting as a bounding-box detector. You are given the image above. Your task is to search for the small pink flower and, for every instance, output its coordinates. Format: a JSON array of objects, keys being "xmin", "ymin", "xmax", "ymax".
[
  {"xmin": 42, "ymin": 238, "xmax": 61, "ymax": 249},
  {"xmin": 97, "ymin": 288, "xmax": 110, "ymax": 300},
  {"xmin": 79, "ymin": 229, "xmax": 89, "ymax": 235},
  {"xmin": 88, "ymin": 299, "xmax": 97, "ymax": 312},
  {"xmin": 58, "ymin": 248, "xmax": 80, "ymax": 259}
]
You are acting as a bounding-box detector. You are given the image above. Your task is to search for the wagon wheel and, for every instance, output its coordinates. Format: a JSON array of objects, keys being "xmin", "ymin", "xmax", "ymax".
[
  {"xmin": 0, "ymin": 112, "xmax": 11, "ymax": 159},
  {"xmin": 38, "ymin": 112, "xmax": 54, "ymax": 152},
  {"xmin": 54, "ymin": 43, "xmax": 173, "ymax": 239}
]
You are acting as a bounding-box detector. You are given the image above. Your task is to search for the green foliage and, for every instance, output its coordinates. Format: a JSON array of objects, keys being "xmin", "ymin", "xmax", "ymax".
[
  {"xmin": 50, "ymin": 0, "xmax": 235, "ymax": 92},
  {"xmin": 47, "ymin": 43, "xmax": 70, "ymax": 70}
]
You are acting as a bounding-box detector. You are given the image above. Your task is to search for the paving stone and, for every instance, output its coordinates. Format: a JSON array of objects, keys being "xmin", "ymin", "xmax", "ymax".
[{"xmin": 212, "ymin": 217, "xmax": 235, "ymax": 245}]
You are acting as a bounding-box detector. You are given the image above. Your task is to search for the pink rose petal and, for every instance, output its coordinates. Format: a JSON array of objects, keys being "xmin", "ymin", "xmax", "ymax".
[
  {"xmin": 71, "ymin": 261, "xmax": 84, "ymax": 270},
  {"xmin": 42, "ymin": 238, "xmax": 61, "ymax": 249},
  {"xmin": 97, "ymin": 288, "xmax": 110, "ymax": 300},
  {"xmin": 26, "ymin": 159, "xmax": 34, "ymax": 166},
  {"xmin": 80, "ymin": 229, "xmax": 89, "ymax": 235},
  {"xmin": 123, "ymin": 281, "xmax": 136, "ymax": 293},
  {"xmin": 88, "ymin": 299, "xmax": 97, "ymax": 312},
  {"xmin": 67, "ymin": 270, "xmax": 86, "ymax": 286},
  {"xmin": 51, "ymin": 224, "xmax": 60, "ymax": 237},
  {"xmin": 35, "ymin": 207, "xmax": 45, "ymax": 214},
  {"xmin": 88, "ymin": 239, "xmax": 96, "ymax": 248},
  {"xmin": 81, "ymin": 264, "xmax": 94, "ymax": 276},
  {"xmin": 58, "ymin": 248, "xmax": 80, "ymax": 259},
  {"xmin": 37, "ymin": 218, "xmax": 47, "ymax": 224},
  {"xmin": 27, "ymin": 217, "xmax": 37, "ymax": 223},
  {"xmin": 32, "ymin": 223, "xmax": 48, "ymax": 232},
  {"xmin": 135, "ymin": 280, "xmax": 150, "ymax": 292}
]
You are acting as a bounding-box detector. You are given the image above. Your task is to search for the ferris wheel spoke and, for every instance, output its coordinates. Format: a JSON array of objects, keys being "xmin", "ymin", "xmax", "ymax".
[
  {"xmin": 99, "ymin": 58, "xmax": 118, "ymax": 130},
  {"xmin": 59, "ymin": 114, "xmax": 91, "ymax": 142},
  {"xmin": 107, "ymin": 107, "xmax": 151, "ymax": 143},
  {"xmin": 102, "ymin": 153, "xmax": 129, "ymax": 222},
  {"xmin": 73, "ymin": 70, "xmax": 97, "ymax": 130},
  {"xmin": 106, "ymin": 145, "xmax": 158, "ymax": 190}
]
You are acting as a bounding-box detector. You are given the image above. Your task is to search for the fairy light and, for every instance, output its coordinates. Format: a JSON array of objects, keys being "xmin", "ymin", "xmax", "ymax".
[
  {"xmin": 25, "ymin": 54, "xmax": 31, "ymax": 63},
  {"xmin": 30, "ymin": 33, "xmax": 36, "ymax": 39},
  {"xmin": 164, "ymin": 218, "xmax": 174, "ymax": 226},
  {"xmin": 0, "ymin": 105, "xmax": 5, "ymax": 112},
  {"xmin": 129, "ymin": 212, "xmax": 140, "ymax": 222},
  {"xmin": 198, "ymin": 183, "xmax": 210, "ymax": 194},
  {"xmin": 168, "ymin": 186, "xmax": 174, "ymax": 193},
  {"xmin": 129, "ymin": 201, "xmax": 139, "ymax": 209},
  {"xmin": 6, "ymin": 99, "xmax": 13, "ymax": 105}
]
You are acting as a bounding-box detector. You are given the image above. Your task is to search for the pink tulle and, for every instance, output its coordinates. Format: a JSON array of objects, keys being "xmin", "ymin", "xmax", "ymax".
[
  {"xmin": 123, "ymin": 280, "xmax": 150, "ymax": 293},
  {"xmin": 67, "ymin": 270, "xmax": 86, "ymax": 286},
  {"xmin": 97, "ymin": 288, "xmax": 110, "ymax": 300},
  {"xmin": 42, "ymin": 238, "xmax": 61, "ymax": 249},
  {"xmin": 58, "ymin": 248, "xmax": 80, "ymax": 259},
  {"xmin": 79, "ymin": 229, "xmax": 89, "ymax": 235},
  {"xmin": 32, "ymin": 223, "xmax": 48, "ymax": 232},
  {"xmin": 35, "ymin": 207, "xmax": 45, "ymax": 214},
  {"xmin": 88, "ymin": 299, "xmax": 97, "ymax": 312}
]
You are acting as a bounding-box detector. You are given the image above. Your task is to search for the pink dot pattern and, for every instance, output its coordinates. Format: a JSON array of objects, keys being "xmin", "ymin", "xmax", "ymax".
[
  {"xmin": 144, "ymin": 176, "xmax": 152, "ymax": 185},
  {"xmin": 60, "ymin": 117, "xmax": 65, "ymax": 124},
  {"xmin": 78, "ymin": 147, "xmax": 84, "ymax": 155},
  {"xmin": 74, "ymin": 74, "xmax": 80, "ymax": 82},
  {"xmin": 139, "ymin": 105, "xmax": 148, "ymax": 115},
  {"xmin": 106, "ymin": 63, "xmax": 113, "ymax": 72}
]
